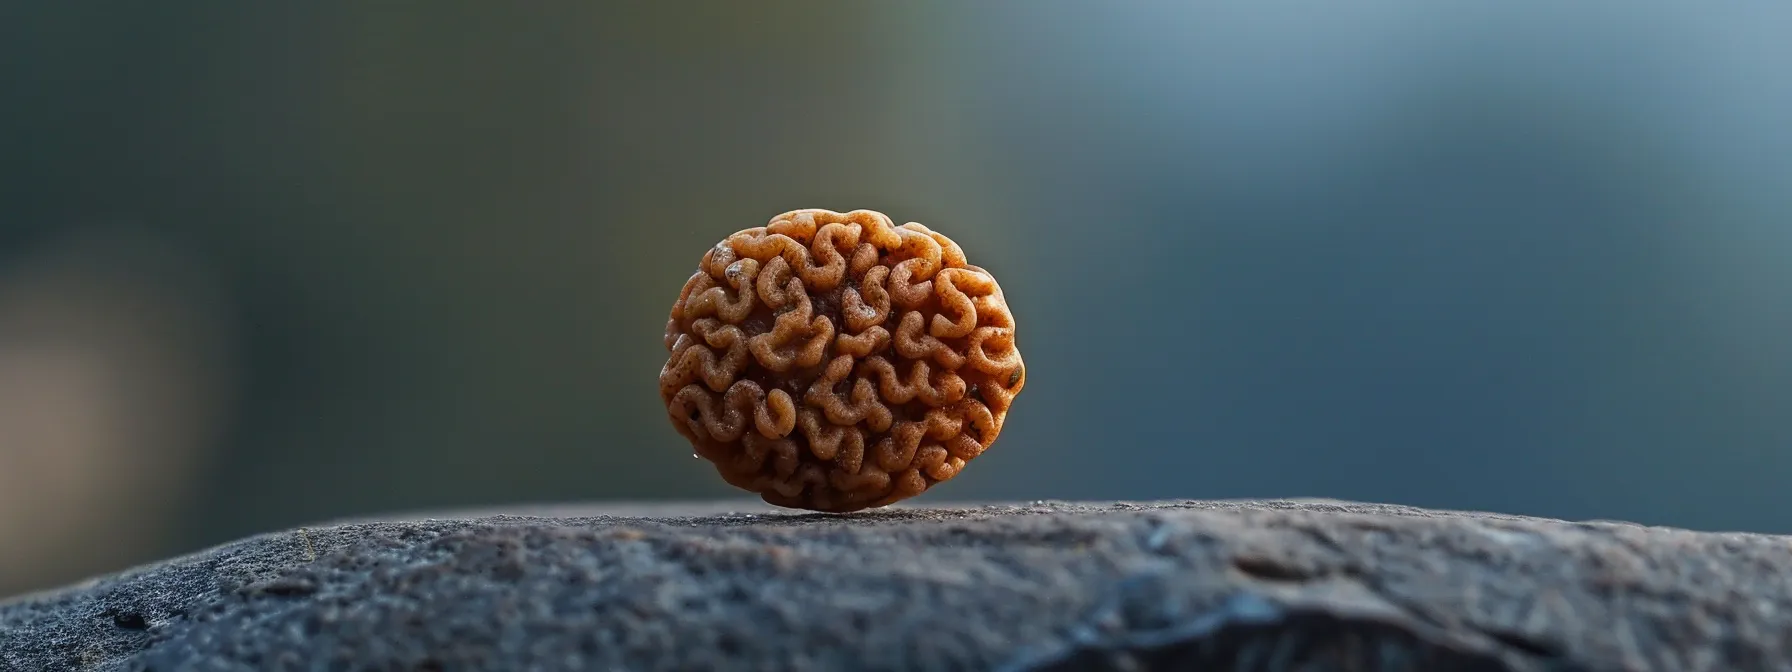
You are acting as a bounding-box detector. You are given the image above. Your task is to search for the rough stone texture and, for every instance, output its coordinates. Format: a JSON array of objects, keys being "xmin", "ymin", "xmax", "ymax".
[{"xmin": 3, "ymin": 499, "xmax": 1791, "ymax": 671}]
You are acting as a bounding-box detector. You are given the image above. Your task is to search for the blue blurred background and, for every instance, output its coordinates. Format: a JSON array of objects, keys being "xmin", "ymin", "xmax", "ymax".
[{"xmin": 3, "ymin": 1, "xmax": 1789, "ymax": 598}]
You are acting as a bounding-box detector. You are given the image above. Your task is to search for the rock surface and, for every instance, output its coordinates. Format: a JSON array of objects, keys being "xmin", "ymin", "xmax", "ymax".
[{"xmin": 3, "ymin": 499, "xmax": 1791, "ymax": 671}]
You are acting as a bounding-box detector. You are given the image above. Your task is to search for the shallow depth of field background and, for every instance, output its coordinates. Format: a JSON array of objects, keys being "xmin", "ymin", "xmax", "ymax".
[{"xmin": 3, "ymin": 2, "xmax": 1790, "ymax": 598}]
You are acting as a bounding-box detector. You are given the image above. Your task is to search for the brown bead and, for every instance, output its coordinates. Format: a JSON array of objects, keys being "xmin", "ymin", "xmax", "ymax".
[{"xmin": 659, "ymin": 209, "xmax": 1026, "ymax": 512}]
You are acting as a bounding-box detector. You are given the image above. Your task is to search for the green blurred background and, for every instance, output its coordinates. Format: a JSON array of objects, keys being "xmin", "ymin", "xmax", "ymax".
[{"xmin": 3, "ymin": 1, "xmax": 1789, "ymax": 598}]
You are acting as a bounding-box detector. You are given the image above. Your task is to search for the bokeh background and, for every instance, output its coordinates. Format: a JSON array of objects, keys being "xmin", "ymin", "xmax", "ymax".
[{"xmin": 3, "ymin": 1, "xmax": 1789, "ymax": 599}]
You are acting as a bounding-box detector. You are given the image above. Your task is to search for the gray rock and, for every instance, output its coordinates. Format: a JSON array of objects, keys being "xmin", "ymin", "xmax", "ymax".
[{"xmin": 3, "ymin": 499, "xmax": 1790, "ymax": 671}]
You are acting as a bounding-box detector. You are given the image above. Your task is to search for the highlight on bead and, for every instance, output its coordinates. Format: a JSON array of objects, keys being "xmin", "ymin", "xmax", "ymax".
[{"xmin": 659, "ymin": 208, "xmax": 1026, "ymax": 512}]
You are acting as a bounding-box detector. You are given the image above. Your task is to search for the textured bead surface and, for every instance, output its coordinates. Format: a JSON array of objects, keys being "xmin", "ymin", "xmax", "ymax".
[{"xmin": 659, "ymin": 209, "xmax": 1025, "ymax": 512}]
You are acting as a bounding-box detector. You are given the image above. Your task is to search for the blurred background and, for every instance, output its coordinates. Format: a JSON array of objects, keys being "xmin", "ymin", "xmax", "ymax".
[{"xmin": 3, "ymin": 1, "xmax": 1789, "ymax": 598}]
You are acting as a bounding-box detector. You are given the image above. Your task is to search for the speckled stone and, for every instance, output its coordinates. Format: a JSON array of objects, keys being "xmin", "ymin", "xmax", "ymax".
[{"xmin": 4, "ymin": 499, "xmax": 1790, "ymax": 671}]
